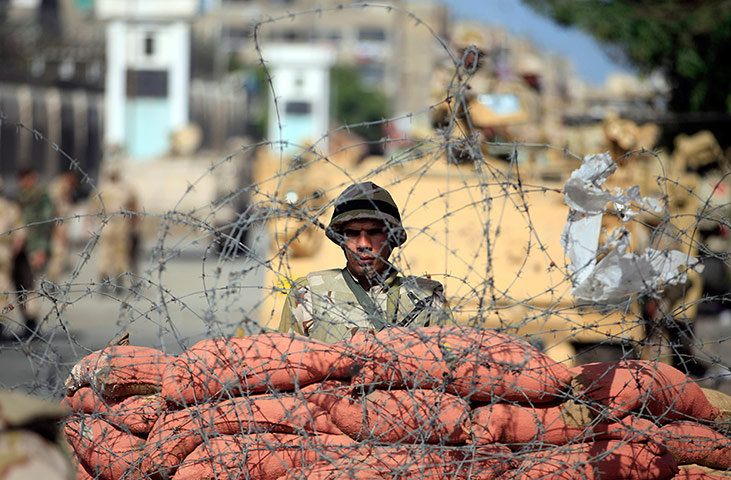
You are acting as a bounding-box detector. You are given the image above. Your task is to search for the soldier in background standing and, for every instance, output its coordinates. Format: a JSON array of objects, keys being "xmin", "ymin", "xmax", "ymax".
[
  {"xmin": 46, "ymin": 171, "xmax": 79, "ymax": 282},
  {"xmin": 16, "ymin": 167, "xmax": 55, "ymax": 276},
  {"xmin": 12, "ymin": 167, "xmax": 53, "ymax": 338},
  {"xmin": 90, "ymin": 167, "xmax": 140, "ymax": 291},
  {"xmin": 0, "ymin": 176, "xmax": 36, "ymax": 340}
]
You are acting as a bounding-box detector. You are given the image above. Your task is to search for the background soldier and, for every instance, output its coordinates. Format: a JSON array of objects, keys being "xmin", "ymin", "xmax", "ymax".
[
  {"xmin": 16, "ymin": 166, "xmax": 55, "ymax": 275},
  {"xmin": 90, "ymin": 167, "xmax": 140, "ymax": 291},
  {"xmin": 0, "ymin": 177, "xmax": 37, "ymax": 340},
  {"xmin": 11, "ymin": 167, "xmax": 52, "ymax": 338},
  {"xmin": 280, "ymin": 182, "xmax": 452, "ymax": 343},
  {"xmin": 46, "ymin": 171, "xmax": 79, "ymax": 282}
]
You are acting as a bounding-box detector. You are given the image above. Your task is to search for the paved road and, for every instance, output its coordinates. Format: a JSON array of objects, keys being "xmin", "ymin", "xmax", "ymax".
[{"xmin": 0, "ymin": 229, "xmax": 270, "ymax": 399}]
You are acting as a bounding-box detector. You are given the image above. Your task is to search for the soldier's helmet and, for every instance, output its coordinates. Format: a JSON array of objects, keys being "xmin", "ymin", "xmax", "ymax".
[{"xmin": 326, "ymin": 182, "xmax": 407, "ymax": 247}]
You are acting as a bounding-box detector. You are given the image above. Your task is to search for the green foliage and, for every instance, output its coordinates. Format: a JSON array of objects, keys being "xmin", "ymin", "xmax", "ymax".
[
  {"xmin": 250, "ymin": 66, "xmax": 269, "ymax": 139},
  {"xmin": 523, "ymin": 0, "xmax": 731, "ymax": 113},
  {"xmin": 330, "ymin": 65, "xmax": 390, "ymax": 142}
]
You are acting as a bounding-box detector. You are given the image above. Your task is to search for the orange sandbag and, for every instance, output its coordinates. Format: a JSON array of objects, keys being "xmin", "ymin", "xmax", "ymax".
[
  {"xmin": 161, "ymin": 333, "xmax": 353, "ymax": 405},
  {"xmin": 65, "ymin": 345, "xmax": 174, "ymax": 398},
  {"xmin": 171, "ymin": 433, "xmax": 357, "ymax": 480},
  {"xmin": 304, "ymin": 380, "xmax": 470, "ymax": 444},
  {"xmin": 103, "ymin": 393, "xmax": 166, "ymax": 436},
  {"xmin": 142, "ymin": 394, "xmax": 342, "ymax": 478},
  {"xmin": 66, "ymin": 387, "xmax": 165, "ymax": 435},
  {"xmin": 472, "ymin": 402, "xmax": 659, "ymax": 447},
  {"xmin": 65, "ymin": 386, "xmax": 110, "ymax": 414},
  {"xmin": 572, "ymin": 360, "xmax": 719, "ymax": 422},
  {"xmin": 512, "ymin": 440, "xmax": 679, "ymax": 480},
  {"xmin": 590, "ymin": 414, "xmax": 660, "ymax": 443},
  {"xmin": 656, "ymin": 421, "xmax": 731, "ymax": 469},
  {"xmin": 345, "ymin": 326, "xmax": 572, "ymax": 403},
  {"xmin": 277, "ymin": 462, "xmax": 381, "ymax": 480},
  {"xmin": 344, "ymin": 328, "xmax": 447, "ymax": 388},
  {"xmin": 281, "ymin": 444, "xmax": 514, "ymax": 480},
  {"xmin": 359, "ymin": 444, "xmax": 515, "ymax": 480},
  {"xmin": 75, "ymin": 461, "xmax": 95, "ymax": 480},
  {"xmin": 472, "ymin": 402, "xmax": 585, "ymax": 446},
  {"xmin": 177, "ymin": 437, "xmax": 513, "ymax": 480},
  {"xmin": 63, "ymin": 417, "xmax": 145, "ymax": 480}
]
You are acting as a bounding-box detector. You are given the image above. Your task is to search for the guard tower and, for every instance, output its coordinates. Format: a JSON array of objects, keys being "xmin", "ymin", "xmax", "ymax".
[
  {"xmin": 263, "ymin": 44, "xmax": 335, "ymax": 155},
  {"xmin": 97, "ymin": 0, "xmax": 199, "ymax": 160}
]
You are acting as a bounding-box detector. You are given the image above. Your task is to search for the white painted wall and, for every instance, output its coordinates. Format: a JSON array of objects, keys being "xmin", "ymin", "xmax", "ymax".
[
  {"xmin": 104, "ymin": 20, "xmax": 126, "ymax": 147},
  {"xmin": 263, "ymin": 44, "xmax": 335, "ymax": 153},
  {"xmin": 103, "ymin": 15, "xmax": 191, "ymax": 158},
  {"xmin": 96, "ymin": 0, "xmax": 198, "ymax": 20},
  {"xmin": 168, "ymin": 21, "xmax": 190, "ymax": 131}
]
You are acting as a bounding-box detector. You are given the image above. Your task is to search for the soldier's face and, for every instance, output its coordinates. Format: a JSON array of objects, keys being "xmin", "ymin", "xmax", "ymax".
[
  {"xmin": 19, "ymin": 172, "xmax": 37, "ymax": 190},
  {"xmin": 341, "ymin": 219, "xmax": 392, "ymax": 281}
]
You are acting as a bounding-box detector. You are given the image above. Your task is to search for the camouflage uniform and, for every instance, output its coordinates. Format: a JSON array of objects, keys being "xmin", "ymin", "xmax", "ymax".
[
  {"xmin": 91, "ymin": 171, "xmax": 139, "ymax": 285},
  {"xmin": 280, "ymin": 267, "xmax": 451, "ymax": 344},
  {"xmin": 0, "ymin": 195, "xmax": 25, "ymax": 330},
  {"xmin": 46, "ymin": 173, "xmax": 77, "ymax": 281},
  {"xmin": 18, "ymin": 182, "xmax": 55, "ymax": 274},
  {"xmin": 279, "ymin": 182, "xmax": 452, "ymax": 343}
]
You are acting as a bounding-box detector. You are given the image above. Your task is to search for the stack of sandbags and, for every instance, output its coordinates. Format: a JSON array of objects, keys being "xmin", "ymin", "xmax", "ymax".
[
  {"xmin": 467, "ymin": 358, "xmax": 731, "ymax": 479},
  {"xmin": 60, "ymin": 327, "xmax": 731, "ymax": 480},
  {"xmin": 62, "ymin": 345, "xmax": 174, "ymax": 480},
  {"xmin": 345, "ymin": 327, "xmax": 730, "ymax": 478}
]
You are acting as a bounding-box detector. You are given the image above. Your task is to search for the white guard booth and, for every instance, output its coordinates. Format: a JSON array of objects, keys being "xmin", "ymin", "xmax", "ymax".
[
  {"xmin": 263, "ymin": 44, "xmax": 335, "ymax": 155},
  {"xmin": 97, "ymin": 0, "xmax": 199, "ymax": 160}
]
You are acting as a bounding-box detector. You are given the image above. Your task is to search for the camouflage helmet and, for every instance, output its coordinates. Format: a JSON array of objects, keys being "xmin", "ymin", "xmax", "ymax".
[{"xmin": 326, "ymin": 182, "xmax": 407, "ymax": 247}]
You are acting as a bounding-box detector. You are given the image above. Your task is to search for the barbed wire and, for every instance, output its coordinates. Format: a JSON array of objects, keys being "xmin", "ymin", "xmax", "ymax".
[{"xmin": 1, "ymin": 4, "xmax": 730, "ymax": 479}]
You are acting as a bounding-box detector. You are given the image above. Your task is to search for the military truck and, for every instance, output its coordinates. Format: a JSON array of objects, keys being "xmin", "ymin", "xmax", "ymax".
[
  {"xmin": 244, "ymin": 27, "xmax": 726, "ymax": 367},
  {"xmin": 250, "ymin": 140, "xmax": 648, "ymax": 366}
]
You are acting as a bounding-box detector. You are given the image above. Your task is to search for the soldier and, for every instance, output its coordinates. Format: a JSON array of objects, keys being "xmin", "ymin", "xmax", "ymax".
[
  {"xmin": 16, "ymin": 166, "xmax": 55, "ymax": 275},
  {"xmin": 46, "ymin": 171, "xmax": 79, "ymax": 281},
  {"xmin": 279, "ymin": 182, "xmax": 452, "ymax": 343},
  {"xmin": 90, "ymin": 166, "xmax": 140, "ymax": 290},
  {"xmin": 11, "ymin": 167, "xmax": 52, "ymax": 338},
  {"xmin": 0, "ymin": 177, "xmax": 37, "ymax": 340}
]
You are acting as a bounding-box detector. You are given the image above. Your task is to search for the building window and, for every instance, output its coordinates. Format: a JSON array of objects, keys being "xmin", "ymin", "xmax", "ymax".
[
  {"xmin": 126, "ymin": 70, "xmax": 168, "ymax": 98},
  {"xmin": 285, "ymin": 101, "xmax": 311, "ymax": 115},
  {"xmin": 227, "ymin": 27, "xmax": 251, "ymax": 41},
  {"xmin": 144, "ymin": 33, "xmax": 155, "ymax": 56},
  {"xmin": 358, "ymin": 28, "xmax": 385, "ymax": 42},
  {"xmin": 358, "ymin": 62, "xmax": 385, "ymax": 86},
  {"xmin": 313, "ymin": 30, "xmax": 342, "ymax": 42},
  {"xmin": 270, "ymin": 29, "xmax": 308, "ymax": 42}
]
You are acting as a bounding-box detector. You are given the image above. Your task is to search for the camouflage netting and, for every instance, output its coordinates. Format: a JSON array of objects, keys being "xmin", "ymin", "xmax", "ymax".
[{"xmin": 1, "ymin": 3, "xmax": 730, "ymax": 479}]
